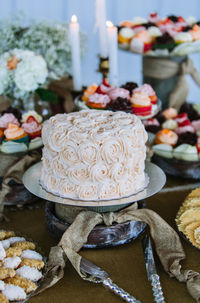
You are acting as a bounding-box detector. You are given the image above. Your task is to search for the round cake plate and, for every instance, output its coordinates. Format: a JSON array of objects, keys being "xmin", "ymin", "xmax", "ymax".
[
  {"xmin": 74, "ymin": 96, "xmax": 162, "ymax": 121},
  {"xmin": 22, "ymin": 161, "xmax": 166, "ymax": 210}
]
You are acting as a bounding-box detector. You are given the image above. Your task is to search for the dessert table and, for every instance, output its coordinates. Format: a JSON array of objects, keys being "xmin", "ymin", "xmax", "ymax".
[{"xmin": 1, "ymin": 177, "xmax": 199, "ymax": 303}]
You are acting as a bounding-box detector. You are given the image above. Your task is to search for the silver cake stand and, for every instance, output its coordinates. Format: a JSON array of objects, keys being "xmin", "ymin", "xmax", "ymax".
[{"xmin": 23, "ymin": 161, "xmax": 166, "ymax": 248}]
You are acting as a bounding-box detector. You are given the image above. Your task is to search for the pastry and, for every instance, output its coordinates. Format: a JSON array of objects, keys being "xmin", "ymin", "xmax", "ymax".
[
  {"xmin": 154, "ymin": 129, "xmax": 178, "ymax": 146},
  {"xmin": 131, "ymin": 92, "xmax": 152, "ymax": 116},
  {"xmin": 0, "ymin": 114, "xmax": 19, "ymax": 130},
  {"xmin": 40, "ymin": 110, "xmax": 148, "ymax": 200},
  {"xmin": 6, "ymin": 248, "xmax": 22, "ymax": 258},
  {"xmin": 0, "ymin": 232, "xmax": 15, "ymax": 241},
  {"xmin": 118, "ymin": 27, "xmax": 135, "ymax": 46},
  {"xmin": 130, "ymin": 30, "xmax": 152, "ymax": 53},
  {"xmin": 1, "ymin": 107, "xmax": 21, "ymax": 121},
  {"xmin": 5, "ymin": 276, "xmax": 37, "ymax": 294},
  {"xmin": 12, "ymin": 242, "xmax": 36, "ymax": 251},
  {"xmin": 108, "ymin": 97, "xmax": 132, "ymax": 113},
  {"xmin": 0, "ymin": 268, "xmax": 15, "ymax": 280},
  {"xmin": 86, "ymin": 93, "xmax": 111, "ymax": 109},
  {"xmin": 174, "ymin": 32, "xmax": 193, "ymax": 43},
  {"xmin": 8, "ymin": 238, "xmax": 25, "ymax": 246},
  {"xmin": 82, "ymin": 84, "xmax": 98, "ymax": 102},
  {"xmin": 16, "ymin": 265, "xmax": 42, "ymax": 282},
  {"xmin": 108, "ymin": 88, "xmax": 130, "ymax": 101},
  {"xmin": 162, "ymin": 108, "xmax": 177, "ymax": 119},
  {"xmin": 0, "ymin": 142, "xmax": 28, "ymax": 154},
  {"xmin": 0, "ymin": 293, "xmax": 9, "ymax": 303},
  {"xmin": 20, "ymin": 258, "xmax": 44, "ymax": 270},
  {"xmin": 176, "ymin": 132, "xmax": 197, "ymax": 146},
  {"xmin": 189, "ymin": 24, "xmax": 200, "ymax": 40},
  {"xmin": 3, "ymin": 124, "xmax": 28, "ymax": 145},
  {"xmin": 2, "ymin": 257, "xmax": 21, "ymax": 269},
  {"xmin": 162, "ymin": 119, "xmax": 178, "ymax": 130},
  {"xmin": 133, "ymin": 84, "xmax": 157, "ymax": 104},
  {"xmin": 173, "ymin": 144, "xmax": 198, "ymax": 161},
  {"xmin": 21, "ymin": 250, "xmax": 42, "ymax": 261},
  {"xmin": 28, "ymin": 137, "xmax": 43, "ymax": 151},
  {"xmin": 2, "ymin": 284, "xmax": 26, "ymax": 301},
  {"xmin": 21, "ymin": 110, "xmax": 42, "ymax": 124},
  {"xmin": 22, "ymin": 120, "xmax": 42, "ymax": 139},
  {"xmin": 143, "ymin": 118, "xmax": 161, "ymax": 133},
  {"xmin": 121, "ymin": 82, "xmax": 138, "ymax": 94},
  {"xmin": 152, "ymin": 144, "xmax": 173, "ymax": 159}
]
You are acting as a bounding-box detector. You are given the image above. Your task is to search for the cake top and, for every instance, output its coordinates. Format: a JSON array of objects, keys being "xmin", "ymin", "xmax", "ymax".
[{"xmin": 42, "ymin": 110, "xmax": 147, "ymax": 151}]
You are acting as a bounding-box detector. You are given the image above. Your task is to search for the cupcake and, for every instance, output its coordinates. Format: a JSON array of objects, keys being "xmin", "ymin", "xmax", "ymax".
[
  {"xmin": 121, "ymin": 82, "xmax": 138, "ymax": 94},
  {"xmin": 189, "ymin": 24, "xmax": 200, "ymax": 41},
  {"xmin": 162, "ymin": 119, "xmax": 178, "ymax": 130},
  {"xmin": 21, "ymin": 111, "xmax": 43, "ymax": 124},
  {"xmin": 153, "ymin": 144, "xmax": 173, "ymax": 159},
  {"xmin": 174, "ymin": 32, "xmax": 193, "ymax": 43},
  {"xmin": 176, "ymin": 132, "xmax": 197, "ymax": 146},
  {"xmin": 174, "ymin": 144, "xmax": 198, "ymax": 161},
  {"xmin": 148, "ymin": 13, "xmax": 161, "ymax": 24},
  {"xmin": 162, "ymin": 108, "xmax": 178, "ymax": 119},
  {"xmin": 154, "ymin": 129, "xmax": 178, "ymax": 146},
  {"xmin": 86, "ymin": 93, "xmax": 111, "ymax": 109},
  {"xmin": 130, "ymin": 30, "xmax": 152, "ymax": 53},
  {"xmin": 108, "ymin": 88, "xmax": 130, "ymax": 101},
  {"xmin": 175, "ymin": 118, "xmax": 195, "ymax": 135},
  {"xmin": 133, "ymin": 84, "xmax": 157, "ymax": 104},
  {"xmin": 0, "ymin": 113, "xmax": 20, "ymax": 130},
  {"xmin": 22, "ymin": 120, "xmax": 42, "ymax": 139},
  {"xmin": 131, "ymin": 91, "xmax": 152, "ymax": 116},
  {"xmin": 96, "ymin": 79, "xmax": 113, "ymax": 95},
  {"xmin": 2, "ymin": 106, "xmax": 22, "ymax": 121},
  {"xmin": 147, "ymin": 26, "xmax": 162, "ymax": 40},
  {"xmin": 152, "ymin": 33, "xmax": 176, "ymax": 51},
  {"xmin": 132, "ymin": 17, "xmax": 147, "ymax": 26},
  {"xmin": 82, "ymin": 84, "xmax": 98, "ymax": 102},
  {"xmin": 179, "ymin": 103, "xmax": 200, "ymax": 121},
  {"xmin": 0, "ymin": 141, "xmax": 28, "ymax": 154},
  {"xmin": 118, "ymin": 27, "xmax": 135, "ymax": 46},
  {"xmin": 143, "ymin": 118, "xmax": 161, "ymax": 133},
  {"xmin": 119, "ymin": 21, "xmax": 134, "ymax": 28},
  {"xmin": 3, "ymin": 123, "xmax": 28, "ymax": 144},
  {"xmin": 108, "ymin": 97, "xmax": 132, "ymax": 113}
]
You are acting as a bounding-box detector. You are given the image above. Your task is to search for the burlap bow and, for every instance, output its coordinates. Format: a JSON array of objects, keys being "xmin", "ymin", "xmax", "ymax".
[
  {"xmin": 143, "ymin": 56, "xmax": 200, "ymax": 110},
  {"xmin": 36, "ymin": 204, "xmax": 200, "ymax": 302}
]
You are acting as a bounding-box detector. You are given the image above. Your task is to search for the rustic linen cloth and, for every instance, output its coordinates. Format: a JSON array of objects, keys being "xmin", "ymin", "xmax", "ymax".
[
  {"xmin": 143, "ymin": 56, "xmax": 200, "ymax": 110},
  {"xmin": 36, "ymin": 204, "xmax": 200, "ymax": 302},
  {"xmin": 0, "ymin": 151, "xmax": 41, "ymax": 220}
]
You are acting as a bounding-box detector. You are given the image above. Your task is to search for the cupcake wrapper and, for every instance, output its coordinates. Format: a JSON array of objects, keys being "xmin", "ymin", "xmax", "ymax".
[
  {"xmin": 4, "ymin": 135, "xmax": 29, "ymax": 145},
  {"xmin": 132, "ymin": 105, "xmax": 152, "ymax": 115}
]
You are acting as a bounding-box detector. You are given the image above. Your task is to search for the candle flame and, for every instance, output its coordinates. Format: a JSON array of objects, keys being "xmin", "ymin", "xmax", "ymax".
[
  {"xmin": 106, "ymin": 20, "xmax": 113, "ymax": 28},
  {"xmin": 71, "ymin": 15, "xmax": 77, "ymax": 23}
]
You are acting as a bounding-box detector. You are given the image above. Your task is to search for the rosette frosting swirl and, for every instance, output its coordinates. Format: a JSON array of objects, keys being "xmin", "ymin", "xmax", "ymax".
[{"xmin": 40, "ymin": 110, "xmax": 148, "ymax": 200}]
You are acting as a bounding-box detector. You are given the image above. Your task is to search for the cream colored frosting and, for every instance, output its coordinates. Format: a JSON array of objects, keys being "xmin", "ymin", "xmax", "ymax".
[
  {"xmin": 40, "ymin": 110, "xmax": 147, "ymax": 200},
  {"xmin": 4, "ymin": 123, "xmax": 25, "ymax": 139},
  {"xmin": 130, "ymin": 92, "xmax": 151, "ymax": 106}
]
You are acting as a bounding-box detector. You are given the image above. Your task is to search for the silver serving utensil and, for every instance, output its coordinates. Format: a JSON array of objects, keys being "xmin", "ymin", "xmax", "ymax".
[
  {"xmin": 80, "ymin": 258, "xmax": 142, "ymax": 303},
  {"xmin": 142, "ymin": 234, "xmax": 166, "ymax": 303}
]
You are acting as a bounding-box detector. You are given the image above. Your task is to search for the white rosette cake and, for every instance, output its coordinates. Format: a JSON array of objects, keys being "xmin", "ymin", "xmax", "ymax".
[{"xmin": 40, "ymin": 110, "xmax": 148, "ymax": 201}]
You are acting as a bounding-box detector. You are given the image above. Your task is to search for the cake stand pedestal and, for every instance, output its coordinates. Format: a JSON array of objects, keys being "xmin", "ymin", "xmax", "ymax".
[{"xmin": 23, "ymin": 161, "xmax": 166, "ymax": 248}]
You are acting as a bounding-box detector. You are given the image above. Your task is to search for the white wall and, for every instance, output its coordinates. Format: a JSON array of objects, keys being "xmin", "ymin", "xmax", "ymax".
[{"xmin": 0, "ymin": 0, "xmax": 200, "ymax": 102}]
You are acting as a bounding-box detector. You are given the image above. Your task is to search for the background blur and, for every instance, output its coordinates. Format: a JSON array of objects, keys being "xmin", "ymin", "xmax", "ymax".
[{"xmin": 1, "ymin": 0, "xmax": 200, "ymax": 102}]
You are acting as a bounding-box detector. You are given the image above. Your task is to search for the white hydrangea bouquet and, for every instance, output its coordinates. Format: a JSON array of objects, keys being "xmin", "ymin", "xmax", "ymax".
[
  {"xmin": 0, "ymin": 49, "xmax": 48, "ymax": 107},
  {"xmin": 0, "ymin": 16, "xmax": 86, "ymax": 80}
]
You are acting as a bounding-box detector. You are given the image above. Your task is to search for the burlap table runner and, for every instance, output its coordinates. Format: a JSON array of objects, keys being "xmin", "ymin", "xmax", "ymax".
[
  {"xmin": 143, "ymin": 56, "xmax": 200, "ymax": 109},
  {"xmin": 35, "ymin": 203, "xmax": 200, "ymax": 302},
  {"xmin": 0, "ymin": 151, "xmax": 41, "ymax": 220}
]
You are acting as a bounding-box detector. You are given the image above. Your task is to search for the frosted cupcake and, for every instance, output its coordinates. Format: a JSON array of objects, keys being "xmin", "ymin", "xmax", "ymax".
[
  {"xmin": 87, "ymin": 93, "xmax": 111, "ymax": 109},
  {"xmin": 189, "ymin": 24, "xmax": 200, "ymax": 40},
  {"xmin": 174, "ymin": 32, "xmax": 193, "ymax": 43},
  {"xmin": 22, "ymin": 120, "xmax": 42, "ymax": 139},
  {"xmin": 118, "ymin": 27, "xmax": 135, "ymax": 46},
  {"xmin": 130, "ymin": 92, "xmax": 152, "ymax": 116},
  {"xmin": 133, "ymin": 84, "xmax": 157, "ymax": 104},
  {"xmin": 130, "ymin": 30, "xmax": 152, "ymax": 53},
  {"xmin": 21, "ymin": 110, "xmax": 43, "ymax": 124},
  {"xmin": 154, "ymin": 129, "xmax": 178, "ymax": 146},
  {"xmin": 108, "ymin": 88, "xmax": 130, "ymax": 101},
  {"xmin": 162, "ymin": 108, "xmax": 178, "ymax": 119},
  {"xmin": 0, "ymin": 113, "xmax": 19, "ymax": 130},
  {"xmin": 82, "ymin": 84, "xmax": 97, "ymax": 101},
  {"xmin": 3, "ymin": 123, "xmax": 28, "ymax": 144}
]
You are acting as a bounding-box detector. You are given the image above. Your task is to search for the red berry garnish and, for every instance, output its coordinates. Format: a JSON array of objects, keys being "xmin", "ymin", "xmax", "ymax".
[
  {"xmin": 178, "ymin": 16, "xmax": 185, "ymax": 23},
  {"xmin": 103, "ymin": 78, "xmax": 110, "ymax": 87},
  {"xmin": 26, "ymin": 116, "xmax": 37, "ymax": 123},
  {"xmin": 96, "ymin": 86, "xmax": 107, "ymax": 95}
]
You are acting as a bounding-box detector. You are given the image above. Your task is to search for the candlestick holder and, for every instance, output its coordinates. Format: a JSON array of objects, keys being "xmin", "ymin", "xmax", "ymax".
[{"xmin": 98, "ymin": 56, "xmax": 109, "ymax": 79}]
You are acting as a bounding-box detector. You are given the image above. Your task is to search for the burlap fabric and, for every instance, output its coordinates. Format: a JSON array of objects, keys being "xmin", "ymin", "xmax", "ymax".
[
  {"xmin": 143, "ymin": 56, "xmax": 200, "ymax": 110},
  {"xmin": 35, "ymin": 204, "xmax": 200, "ymax": 302},
  {"xmin": 0, "ymin": 152, "xmax": 41, "ymax": 220}
]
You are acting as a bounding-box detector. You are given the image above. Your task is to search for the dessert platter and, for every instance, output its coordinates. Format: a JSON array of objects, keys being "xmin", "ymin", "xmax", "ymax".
[
  {"xmin": 23, "ymin": 110, "xmax": 166, "ymax": 247},
  {"xmin": 144, "ymin": 102, "xmax": 200, "ymax": 178},
  {"xmin": 176, "ymin": 187, "xmax": 200, "ymax": 250},
  {"xmin": 0, "ymin": 230, "xmax": 45, "ymax": 302},
  {"xmin": 118, "ymin": 13, "xmax": 200, "ymax": 56},
  {"xmin": 0, "ymin": 107, "xmax": 43, "ymax": 155},
  {"xmin": 75, "ymin": 79, "xmax": 161, "ymax": 120}
]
